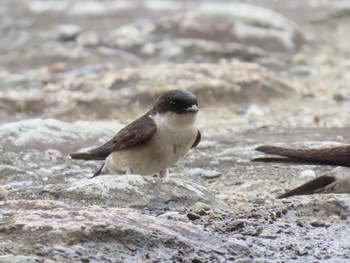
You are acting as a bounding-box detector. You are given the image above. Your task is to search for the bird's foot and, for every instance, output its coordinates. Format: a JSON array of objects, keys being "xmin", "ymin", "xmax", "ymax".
[{"xmin": 159, "ymin": 169, "xmax": 168, "ymax": 179}]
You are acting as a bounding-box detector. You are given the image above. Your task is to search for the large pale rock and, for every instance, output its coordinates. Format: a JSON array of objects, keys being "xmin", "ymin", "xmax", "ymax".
[
  {"xmin": 0, "ymin": 63, "xmax": 293, "ymax": 122},
  {"xmin": 177, "ymin": 3, "xmax": 304, "ymax": 53},
  {"xmin": 60, "ymin": 174, "xmax": 222, "ymax": 209},
  {"xmin": 0, "ymin": 118, "xmax": 123, "ymax": 153},
  {"xmin": 0, "ymin": 200, "xmax": 252, "ymax": 262}
]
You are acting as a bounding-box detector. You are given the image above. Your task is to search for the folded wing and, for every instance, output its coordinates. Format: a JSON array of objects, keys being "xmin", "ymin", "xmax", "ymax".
[{"xmin": 70, "ymin": 112, "xmax": 157, "ymax": 160}]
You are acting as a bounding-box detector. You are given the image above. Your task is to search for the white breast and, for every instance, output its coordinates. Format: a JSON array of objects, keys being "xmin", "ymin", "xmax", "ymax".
[{"xmin": 104, "ymin": 112, "xmax": 198, "ymax": 175}]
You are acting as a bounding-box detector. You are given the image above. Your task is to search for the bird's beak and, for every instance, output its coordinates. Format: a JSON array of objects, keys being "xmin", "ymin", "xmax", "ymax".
[{"xmin": 186, "ymin": 104, "xmax": 199, "ymax": 113}]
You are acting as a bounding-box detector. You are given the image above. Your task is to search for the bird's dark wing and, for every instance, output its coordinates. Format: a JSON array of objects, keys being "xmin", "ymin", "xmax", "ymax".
[
  {"xmin": 191, "ymin": 130, "xmax": 201, "ymax": 148},
  {"xmin": 252, "ymin": 145, "xmax": 350, "ymax": 167},
  {"xmin": 70, "ymin": 112, "xmax": 157, "ymax": 160},
  {"xmin": 277, "ymin": 175, "xmax": 336, "ymax": 199}
]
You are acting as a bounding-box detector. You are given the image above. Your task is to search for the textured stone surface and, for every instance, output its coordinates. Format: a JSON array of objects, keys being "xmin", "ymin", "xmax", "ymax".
[
  {"xmin": 0, "ymin": 63, "xmax": 293, "ymax": 122},
  {"xmin": 1, "ymin": 0, "xmax": 350, "ymax": 262}
]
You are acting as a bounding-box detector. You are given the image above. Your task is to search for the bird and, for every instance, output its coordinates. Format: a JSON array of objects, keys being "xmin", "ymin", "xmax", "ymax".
[
  {"xmin": 252, "ymin": 145, "xmax": 350, "ymax": 198},
  {"xmin": 70, "ymin": 89, "xmax": 201, "ymax": 178}
]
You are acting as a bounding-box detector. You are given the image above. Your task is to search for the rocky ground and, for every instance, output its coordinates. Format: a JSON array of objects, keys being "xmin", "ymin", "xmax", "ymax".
[{"xmin": 1, "ymin": 0, "xmax": 350, "ymax": 262}]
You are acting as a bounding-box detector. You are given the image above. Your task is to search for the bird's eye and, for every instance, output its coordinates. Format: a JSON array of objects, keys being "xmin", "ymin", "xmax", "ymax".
[{"xmin": 169, "ymin": 100, "xmax": 177, "ymax": 105}]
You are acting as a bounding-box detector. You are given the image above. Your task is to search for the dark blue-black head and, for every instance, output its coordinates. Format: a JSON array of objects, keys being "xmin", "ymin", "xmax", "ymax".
[{"xmin": 154, "ymin": 89, "xmax": 198, "ymax": 115}]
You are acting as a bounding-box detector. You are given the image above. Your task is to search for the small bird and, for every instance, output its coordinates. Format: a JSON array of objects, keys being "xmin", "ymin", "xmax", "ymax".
[
  {"xmin": 70, "ymin": 89, "xmax": 201, "ymax": 178},
  {"xmin": 252, "ymin": 145, "xmax": 350, "ymax": 198}
]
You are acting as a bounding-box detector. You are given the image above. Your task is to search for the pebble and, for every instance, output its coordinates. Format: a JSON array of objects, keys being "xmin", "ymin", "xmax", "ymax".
[
  {"xmin": 0, "ymin": 186, "xmax": 9, "ymax": 199},
  {"xmin": 158, "ymin": 211, "xmax": 188, "ymax": 221},
  {"xmin": 58, "ymin": 24, "xmax": 82, "ymax": 41},
  {"xmin": 187, "ymin": 212, "xmax": 201, "ymax": 221},
  {"xmin": 186, "ymin": 168, "xmax": 222, "ymax": 178},
  {"xmin": 37, "ymin": 168, "xmax": 53, "ymax": 177},
  {"xmin": 192, "ymin": 202, "xmax": 211, "ymax": 215},
  {"xmin": 5, "ymin": 180, "xmax": 37, "ymax": 190},
  {"xmin": 0, "ymin": 255, "xmax": 39, "ymax": 263},
  {"xmin": 259, "ymin": 228, "xmax": 277, "ymax": 239},
  {"xmin": 245, "ymin": 104, "xmax": 264, "ymax": 117},
  {"xmin": 298, "ymin": 170, "xmax": 316, "ymax": 179},
  {"xmin": 77, "ymin": 31, "xmax": 99, "ymax": 46}
]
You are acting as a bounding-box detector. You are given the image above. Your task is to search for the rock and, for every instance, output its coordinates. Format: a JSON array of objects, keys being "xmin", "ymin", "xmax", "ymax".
[
  {"xmin": 76, "ymin": 31, "xmax": 99, "ymax": 47},
  {"xmin": 178, "ymin": 3, "xmax": 304, "ymax": 53},
  {"xmin": 0, "ymin": 200, "xmax": 253, "ymax": 262},
  {"xmin": 187, "ymin": 212, "xmax": 201, "ymax": 221},
  {"xmin": 244, "ymin": 104, "xmax": 265, "ymax": 117},
  {"xmin": 0, "ymin": 118, "xmax": 124, "ymax": 154},
  {"xmin": 60, "ymin": 174, "xmax": 222, "ymax": 210},
  {"xmin": 29, "ymin": 1, "xmax": 68, "ymax": 13},
  {"xmin": 186, "ymin": 168, "xmax": 222, "ymax": 179},
  {"xmin": 0, "ymin": 63, "xmax": 293, "ymax": 122},
  {"xmin": 58, "ymin": 24, "xmax": 82, "ymax": 41},
  {"xmin": 139, "ymin": 39, "xmax": 267, "ymax": 63},
  {"xmin": 0, "ymin": 186, "xmax": 9, "ymax": 200},
  {"xmin": 0, "ymin": 255, "xmax": 41, "ymax": 263},
  {"xmin": 298, "ymin": 170, "xmax": 316, "ymax": 179},
  {"xmin": 192, "ymin": 202, "xmax": 211, "ymax": 215}
]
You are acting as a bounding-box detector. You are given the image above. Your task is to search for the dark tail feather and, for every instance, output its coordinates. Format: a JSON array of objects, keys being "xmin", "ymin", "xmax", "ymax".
[
  {"xmin": 70, "ymin": 152, "xmax": 106, "ymax": 160},
  {"xmin": 277, "ymin": 175, "xmax": 336, "ymax": 199},
  {"xmin": 91, "ymin": 163, "xmax": 105, "ymax": 178},
  {"xmin": 252, "ymin": 157, "xmax": 322, "ymax": 165}
]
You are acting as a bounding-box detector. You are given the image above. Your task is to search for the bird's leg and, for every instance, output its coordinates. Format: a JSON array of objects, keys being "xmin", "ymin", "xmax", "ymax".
[
  {"xmin": 125, "ymin": 168, "xmax": 133, "ymax": 175},
  {"xmin": 159, "ymin": 169, "xmax": 168, "ymax": 179}
]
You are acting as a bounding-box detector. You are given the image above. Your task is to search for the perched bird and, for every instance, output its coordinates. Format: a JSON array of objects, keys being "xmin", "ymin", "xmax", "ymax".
[
  {"xmin": 252, "ymin": 145, "xmax": 350, "ymax": 198},
  {"xmin": 70, "ymin": 89, "xmax": 201, "ymax": 178}
]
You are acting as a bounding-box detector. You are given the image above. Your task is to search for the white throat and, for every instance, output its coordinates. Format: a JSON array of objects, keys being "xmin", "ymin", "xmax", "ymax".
[{"xmin": 153, "ymin": 112, "xmax": 197, "ymax": 129}]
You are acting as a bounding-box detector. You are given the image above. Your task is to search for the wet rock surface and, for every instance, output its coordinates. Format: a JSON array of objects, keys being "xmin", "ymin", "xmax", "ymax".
[{"xmin": 1, "ymin": 0, "xmax": 350, "ymax": 262}]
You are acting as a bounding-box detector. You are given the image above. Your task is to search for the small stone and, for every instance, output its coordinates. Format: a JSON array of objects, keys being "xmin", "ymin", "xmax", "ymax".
[
  {"xmin": 36, "ymin": 168, "xmax": 53, "ymax": 177},
  {"xmin": 77, "ymin": 31, "xmax": 99, "ymax": 46},
  {"xmin": 187, "ymin": 212, "xmax": 201, "ymax": 221},
  {"xmin": 46, "ymin": 149, "xmax": 63, "ymax": 158},
  {"xmin": 0, "ymin": 186, "xmax": 9, "ymax": 200},
  {"xmin": 310, "ymin": 220, "xmax": 330, "ymax": 228},
  {"xmin": 259, "ymin": 228, "xmax": 277, "ymax": 239},
  {"xmin": 186, "ymin": 168, "xmax": 221, "ymax": 178},
  {"xmin": 295, "ymin": 248, "xmax": 308, "ymax": 256},
  {"xmin": 245, "ymin": 104, "xmax": 264, "ymax": 116},
  {"xmin": 0, "ymin": 254, "xmax": 39, "ymax": 263},
  {"xmin": 158, "ymin": 212, "xmax": 188, "ymax": 221},
  {"xmin": 50, "ymin": 63, "xmax": 66, "ymax": 74},
  {"xmin": 192, "ymin": 202, "xmax": 211, "ymax": 215},
  {"xmin": 58, "ymin": 24, "xmax": 82, "ymax": 41},
  {"xmin": 285, "ymin": 243, "xmax": 293, "ymax": 249},
  {"xmin": 299, "ymin": 170, "xmax": 316, "ymax": 179}
]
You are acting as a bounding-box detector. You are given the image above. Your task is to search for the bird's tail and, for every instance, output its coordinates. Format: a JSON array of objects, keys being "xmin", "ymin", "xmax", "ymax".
[
  {"xmin": 70, "ymin": 152, "xmax": 106, "ymax": 160},
  {"xmin": 277, "ymin": 175, "xmax": 336, "ymax": 199}
]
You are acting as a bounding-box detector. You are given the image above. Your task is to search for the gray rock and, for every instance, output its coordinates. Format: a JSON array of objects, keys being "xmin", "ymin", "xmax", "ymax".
[
  {"xmin": 0, "ymin": 63, "xmax": 293, "ymax": 122},
  {"xmin": 58, "ymin": 24, "xmax": 82, "ymax": 41},
  {"xmin": 76, "ymin": 31, "xmax": 99, "ymax": 46},
  {"xmin": 0, "ymin": 255, "xmax": 39, "ymax": 263},
  {"xmin": 186, "ymin": 168, "xmax": 222, "ymax": 179},
  {"xmin": 178, "ymin": 3, "xmax": 304, "ymax": 53},
  {"xmin": 0, "ymin": 200, "xmax": 253, "ymax": 262},
  {"xmin": 60, "ymin": 174, "xmax": 222, "ymax": 210},
  {"xmin": 0, "ymin": 118, "xmax": 124, "ymax": 153}
]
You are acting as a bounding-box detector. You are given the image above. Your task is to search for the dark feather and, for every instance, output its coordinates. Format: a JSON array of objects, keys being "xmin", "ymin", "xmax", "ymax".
[
  {"xmin": 91, "ymin": 163, "xmax": 105, "ymax": 178},
  {"xmin": 277, "ymin": 175, "xmax": 336, "ymax": 198},
  {"xmin": 252, "ymin": 157, "xmax": 324, "ymax": 165},
  {"xmin": 191, "ymin": 130, "xmax": 201, "ymax": 148},
  {"xmin": 70, "ymin": 112, "xmax": 157, "ymax": 160},
  {"xmin": 254, "ymin": 145, "xmax": 350, "ymax": 167}
]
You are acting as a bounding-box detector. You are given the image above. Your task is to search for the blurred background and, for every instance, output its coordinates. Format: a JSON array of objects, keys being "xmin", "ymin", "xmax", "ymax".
[{"xmin": 1, "ymin": 0, "xmax": 350, "ymax": 130}]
